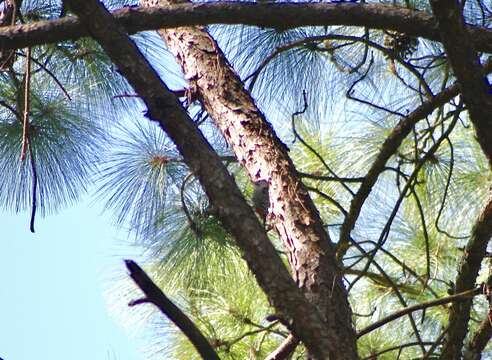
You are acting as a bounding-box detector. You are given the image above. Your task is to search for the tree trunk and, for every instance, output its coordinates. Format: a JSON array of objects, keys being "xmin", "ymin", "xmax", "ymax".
[
  {"xmin": 140, "ymin": 0, "xmax": 358, "ymax": 358},
  {"xmin": 66, "ymin": 0, "xmax": 347, "ymax": 358}
]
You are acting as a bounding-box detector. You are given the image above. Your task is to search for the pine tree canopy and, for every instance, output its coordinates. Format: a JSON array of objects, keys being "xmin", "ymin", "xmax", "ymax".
[{"xmin": 4, "ymin": 0, "xmax": 492, "ymax": 359}]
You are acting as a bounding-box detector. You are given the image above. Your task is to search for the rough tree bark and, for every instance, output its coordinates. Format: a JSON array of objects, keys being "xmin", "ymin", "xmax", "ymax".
[
  {"xmin": 139, "ymin": 0, "xmax": 358, "ymax": 358},
  {"xmin": 4, "ymin": 3, "xmax": 492, "ymax": 54},
  {"xmin": 429, "ymin": 2, "xmax": 492, "ymax": 359},
  {"xmin": 65, "ymin": 0, "xmax": 347, "ymax": 358}
]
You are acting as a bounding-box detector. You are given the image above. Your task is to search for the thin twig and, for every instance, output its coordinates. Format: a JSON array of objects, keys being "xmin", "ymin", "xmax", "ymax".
[
  {"xmin": 28, "ymin": 143, "xmax": 37, "ymax": 233},
  {"xmin": 292, "ymin": 91, "xmax": 355, "ymax": 196},
  {"xmin": 351, "ymin": 239, "xmax": 428, "ymax": 353},
  {"xmin": 361, "ymin": 342, "xmax": 437, "ymax": 360},
  {"xmin": 357, "ymin": 287, "xmax": 481, "ymax": 338},
  {"xmin": 180, "ymin": 173, "xmax": 201, "ymax": 237},
  {"xmin": 434, "ymin": 137, "xmax": 469, "ymax": 239},
  {"xmin": 410, "ymin": 187, "xmax": 431, "ymax": 281},
  {"xmin": 299, "ymin": 171, "xmax": 364, "ymax": 183},
  {"xmin": 422, "ymin": 324, "xmax": 449, "ymax": 359},
  {"xmin": 0, "ymin": 99, "xmax": 20, "ymax": 118},
  {"xmin": 16, "ymin": 51, "xmax": 72, "ymax": 100},
  {"xmin": 20, "ymin": 46, "xmax": 31, "ymax": 162},
  {"xmin": 336, "ymin": 78, "xmax": 470, "ymax": 261},
  {"xmin": 347, "ymin": 104, "xmax": 462, "ymax": 292},
  {"xmin": 306, "ymin": 185, "xmax": 347, "ymax": 216}
]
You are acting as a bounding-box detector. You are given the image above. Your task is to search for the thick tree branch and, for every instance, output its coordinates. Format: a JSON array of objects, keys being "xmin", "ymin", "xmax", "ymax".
[
  {"xmin": 3, "ymin": 3, "xmax": 492, "ymax": 54},
  {"xmin": 430, "ymin": 1, "xmax": 492, "ymax": 165},
  {"xmin": 436, "ymin": 194, "xmax": 492, "ymax": 360},
  {"xmin": 465, "ymin": 311, "xmax": 492, "ymax": 360},
  {"xmin": 125, "ymin": 260, "xmax": 220, "ymax": 360},
  {"xmin": 429, "ymin": 3, "xmax": 492, "ymax": 358},
  {"xmin": 142, "ymin": 0, "xmax": 358, "ymax": 358},
  {"xmin": 66, "ymin": 0, "xmax": 339, "ymax": 358}
]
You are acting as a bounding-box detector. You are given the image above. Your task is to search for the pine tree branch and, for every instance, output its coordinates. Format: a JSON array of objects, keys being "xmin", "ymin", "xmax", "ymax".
[
  {"xmin": 428, "ymin": 3, "xmax": 492, "ymax": 358},
  {"xmin": 142, "ymin": 0, "xmax": 359, "ymax": 357},
  {"xmin": 357, "ymin": 287, "xmax": 481, "ymax": 338},
  {"xmin": 28, "ymin": 143, "xmax": 37, "ymax": 233},
  {"xmin": 344, "ymin": 268, "xmax": 421, "ymax": 296},
  {"xmin": 361, "ymin": 342, "xmax": 438, "ymax": 360},
  {"xmin": 2, "ymin": 3, "xmax": 492, "ymax": 54},
  {"xmin": 265, "ymin": 334, "xmax": 299, "ymax": 360},
  {"xmin": 19, "ymin": 46, "xmax": 30, "ymax": 162},
  {"xmin": 430, "ymin": 1, "xmax": 492, "ymax": 166},
  {"xmin": 66, "ymin": 1, "xmax": 340, "ymax": 358},
  {"xmin": 336, "ymin": 59, "xmax": 492, "ymax": 261},
  {"xmin": 436, "ymin": 194, "xmax": 492, "ymax": 360},
  {"xmin": 465, "ymin": 311, "xmax": 492, "ymax": 360},
  {"xmin": 125, "ymin": 260, "xmax": 220, "ymax": 360}
]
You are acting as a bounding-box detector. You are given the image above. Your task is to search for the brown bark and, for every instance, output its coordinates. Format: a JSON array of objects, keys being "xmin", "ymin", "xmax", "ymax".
[
  {"xmin": 436, "ymin": 195, "xmax": 492, "ymax": 360},
  {"xmin": 0, "ymin": 0, "xmax": 17, "ymax": 69},
  {"xmin": 65, "ymin": 0, "xmax": 344, "ymax": 358},
  {"xmin": 139, "ymin": 0, "xmax": 358, "ymax": 358},
  {"xmin": 465, "ymin": 311, "xmax": 492, "ymax": 360},
  {"xmin": 430, "ymin": 1, "xmax": 492, "ymax": 166},
  {"xmin": 3, "ymin": 3, "xmax": 492, "ymax": 54},
  {"xmin": 428, "ymin": 3, "xmax": 492, "ymax": 359},
  {"xmin": 265, "ymin": 334, "xmax": 299, "ymax": 360}
]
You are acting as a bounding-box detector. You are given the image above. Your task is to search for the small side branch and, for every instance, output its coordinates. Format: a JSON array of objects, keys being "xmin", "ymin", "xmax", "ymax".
[
  {"xmin": 357, "ymin": 287, "xmax": 481, "ymax": 338},
  {"xmin": 335, "ymin": 70, "xmax": 485, "ymax": 261},
  {"xmin": 265, "ymin": 334, "xmax": 299, "ymax": 360},
  {"xmin": 125, "ymin": 260, "xmax": 220, "ymax": 360}
]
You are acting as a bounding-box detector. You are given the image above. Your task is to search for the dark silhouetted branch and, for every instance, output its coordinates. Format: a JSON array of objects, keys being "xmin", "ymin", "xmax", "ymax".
[
  {"xmin": 66, "ymin": 1, "xmax": 340, "ymax": 358},
  {"xmin": 1, "ymin": 3, "xmax": 492, "ymax": 54},
  {"xmin": 125, "ymin": 260, "xmax": 220, "ymax": 360}
]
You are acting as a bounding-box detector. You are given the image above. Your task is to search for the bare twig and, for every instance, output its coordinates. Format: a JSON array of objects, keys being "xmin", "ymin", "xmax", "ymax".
[
  {"xmin": 357, "ymin": 287, "xmax": 481, "ymax": 338},
  {"xmin": 361, "ymin": 342, "xmax": 437, "ymax": 360},
  {"xmin": 20, "ymin": 46, "xmax": 31, "ymax": 162},
  {"xmin": 335, "ymin": 68, "xmax": 484, "ymax": 261},
  {"xmin": 434, "ymin": 137, "xmax": 469, "ymax": 239},
  {"xmin": 16, "ymin": 51, "xmax": 72, "ymax": 100},
  {"xmin": 299, "ymin": 171, "xmax": 364, "ymax": 183},
  {"xmin": 422, "ymin": 324, "xmax": 449, "ymax": 359},
  {"xmin": 180, "ymin": 173, "xmax": 201, "ymax": 237},
  {"xmin": 292, "ymin": 91, "xmax": 355, "ymax": 196},
  {"xmin": 348, "ymin": 104, "xmax": 462, "ymax": 292}
]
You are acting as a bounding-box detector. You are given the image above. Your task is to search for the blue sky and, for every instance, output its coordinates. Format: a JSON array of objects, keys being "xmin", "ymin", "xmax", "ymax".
[
  {"xmin": 0, "ymin": 195, "xmax": 149, "ymax": 360},
  {"xmin": 0, "ymin": 30, "xmax": 186, "ymax": 360}
]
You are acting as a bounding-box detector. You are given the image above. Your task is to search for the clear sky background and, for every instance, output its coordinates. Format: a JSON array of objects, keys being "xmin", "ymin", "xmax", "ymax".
[
  {"xmin": 0, "ymin": 26, "xmax": 187, "ymax": 360},
  {"xmin": 0, "ymin": 195, "xmax": 150, "ymax": 360}
]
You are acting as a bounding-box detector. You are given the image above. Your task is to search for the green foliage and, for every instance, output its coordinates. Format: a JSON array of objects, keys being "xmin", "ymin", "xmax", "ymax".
[
  {"xmin": 4, "ymin": 1, "xmax": 492, "ymax": 359},
  {"xmin": 0, "ymin": 74, "xmax": 104, "ymax": 215}
]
